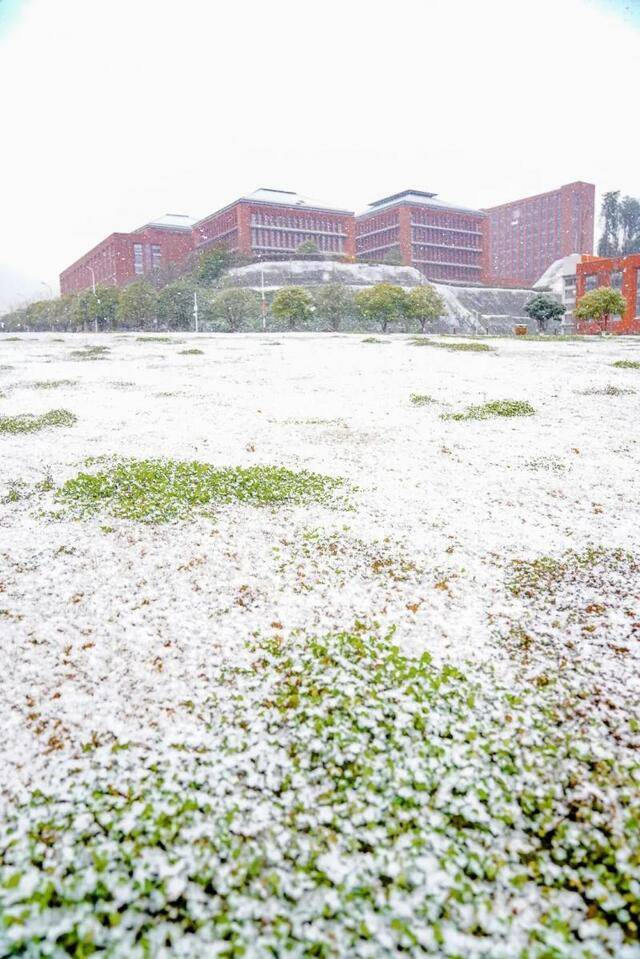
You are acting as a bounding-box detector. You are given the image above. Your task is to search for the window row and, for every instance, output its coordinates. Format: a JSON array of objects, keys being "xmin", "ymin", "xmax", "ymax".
[
  {"xmin": 250, "ymin": 213, "xmax": 345, "ymax": 234},
  {"xmin": 411, "ymin": 211, "xmax": 482, "ymax": 233},
  {"xmin": 133, "ymin": 243, "xmax": 162, "ymax": 275},
  {"xmin": 356, "ymin": 229, "xmax": 400, "ymax": 252},
  {"xmin": 412, "ymin": 246, "xmax": 481, "ymax": 266},
  {"xmin": 251, "ymin": 229, "xmax": 344, "ymax": 252},
  {"xmin": 411, "ymin": 228, "xmax": 481, "ymax": 250}
]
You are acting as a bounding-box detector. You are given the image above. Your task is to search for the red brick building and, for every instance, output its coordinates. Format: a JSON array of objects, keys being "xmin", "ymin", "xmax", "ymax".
[
  {"xmin": 59, "ymin": 215, "xmax": 195, "ymax": 294},
  {"xmin": 355, "ymin": 190, "xmax": 487, "ymax": 284},
  {"xmin": 483, "ymin": 182, "xmax": 595, "ymax": 288},
  {"xmin": 576, "ymin": 252, "xmax": 640, "ymax": 334},
  {"xmin": 194, "ymin": 189, "xmax": 356, "ymax": 260}
]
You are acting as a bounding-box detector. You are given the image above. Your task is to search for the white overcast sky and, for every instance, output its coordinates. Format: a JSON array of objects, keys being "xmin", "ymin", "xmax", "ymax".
[{"xmin": 0, "ymin": 0, "xmax": 638, "ymax": 307}]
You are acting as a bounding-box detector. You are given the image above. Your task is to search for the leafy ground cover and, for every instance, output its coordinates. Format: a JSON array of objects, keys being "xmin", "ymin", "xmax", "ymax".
[
  {"xmin": 410, "ymin": 393, "xmax": 437, "ymax": 406},
  {"xmin": 69, "ymin": 346, "xmax": 110, "ymax": 361},
  {"xmin": 56, "ymin": 458, "xmax": 346, "ymax": 522},
  {"xmin": 1, "ymin": 627, "xmax": 638, "ymax": 958},
  {"xmin": 20, "ymin": 379, "xmax": 78, "ymax": 391},
  {"xmin": 612, "ymin": 360, "xmax": 640, "ymax": 370},
  {"xmin": 411, "ymin": 339, "xmax": 494, "ymax": 353},
  {"xmin": 578, "ymin": 385, "xmax": 636, "ymax": 396},
  {"xmin": 0, "ymin": 409, "xmax": 77, "ymax": 435},
  {"xmin": 443, "ymin": 400, "xmax": 535, "ymax": 422}
]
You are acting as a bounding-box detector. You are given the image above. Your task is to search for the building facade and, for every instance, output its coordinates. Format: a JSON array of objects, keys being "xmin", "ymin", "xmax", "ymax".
[
  {"xmin": 483, "ymin": 182, "xmax": 595, "ymax": 288},
  {"xmin": 59, "ymin": 215, "xmax": 195, "ymax": 294},
  {"xmin": 575, "ymin": 252, "xmax": 640, "ymax": 334},
  {"xmin": 193, "ymin": 189, "xmax": 356, "ymax": 260},
  {"xmin": 355, "ymin": 190, "xmax": 487, "ymax": 285}
]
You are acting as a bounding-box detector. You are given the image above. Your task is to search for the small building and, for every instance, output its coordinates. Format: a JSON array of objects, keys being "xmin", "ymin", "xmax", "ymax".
[
  {"xmin": 59, "ymin": 214, "xmax": 195, "ymax": 294},
  {"xmin": 355, "ymin": 190, "xmax": 487, "ymax": 285},
  {"xmin": 575, "ymin": 253, "xmax": 640, "ymax": 334},
  {"xmin": 483, "ymin": 182, "xmax": 595, "ymax": 288},
  {"xmin": 193, "ymin": 188, "xmax": 356, "ymax": 260},
  {"xmin": 532, "ymin": 253, "xmax": 582, "ymax": 330}
]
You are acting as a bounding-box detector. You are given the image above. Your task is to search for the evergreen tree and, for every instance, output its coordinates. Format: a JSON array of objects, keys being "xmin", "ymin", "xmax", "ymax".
[
  {"xmin": 271, "ymin": 287, "xmax": 315, "ymax": 330},
  {"xmin": 355, "ymin": 284, "xmax": 406, "ymax": 333},
  {"xmin": 575, "ymin": 287, "xmax": 627, "ymax": 332},
  {"xmin": 157, "ymin": 281, "xmax": 196, "ymax": 330},
  {"xmin": 116, "ymin": 281, "xmax": 158, "ymax": 330},
  {"xmin": 312, "ymin": 284, "xmax": 354, "ymax": 332},
  {"xmin": 405, "ymin": 285, "xmax": 445, "ymax": 333},
  {"xmin": 197, "ymin": 248, "xmax": 232, "ymax": 286},
  {"xmin": 208, "ymin": 288, "xmax": 260, "ymax": 332},
  {"xmin": 523, "ymin": 293, "xmax": 565, "ymax": 333}
]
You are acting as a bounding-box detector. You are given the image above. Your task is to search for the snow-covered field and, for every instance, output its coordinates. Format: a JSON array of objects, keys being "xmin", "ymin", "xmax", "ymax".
[{"xmin": 1, "ymin": 332, "xmax": 639, "ymax": 958}]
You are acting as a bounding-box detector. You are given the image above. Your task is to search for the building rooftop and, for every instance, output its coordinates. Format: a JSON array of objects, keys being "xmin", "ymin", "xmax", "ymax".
[
  {"xmin": 240, "ymin": 187, "xmax": 353, "ymax": 213},
  {"xmin": 360, "ymin": 189, "xmax": 485, "ymax": 217},
  {"xmin": 140, "ymin": 213, "xmax": 196, "ymax": 232}
]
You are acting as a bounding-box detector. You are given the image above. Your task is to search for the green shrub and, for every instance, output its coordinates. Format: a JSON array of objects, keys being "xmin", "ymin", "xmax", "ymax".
[
  {"xmin": 409, "ymin": 393, "xmax": 436, "ymax": 406},
  {"xmin": 0, "ymin": 409, "xmax": 77, "ymax": 435},
  {"xmin": 362, "ymin": 336, "xmax": 389, "ymax": 344},
  {"xmin": 179, "ymin": 348, "xmax": 204, "ymax": 355},
  {"xmin": 57, "ymin": 458, "xmax": 345, "ymax": 522},
  {"xmin": 443, "ymin": 399, "xmax": 535, "ymax": 421}
]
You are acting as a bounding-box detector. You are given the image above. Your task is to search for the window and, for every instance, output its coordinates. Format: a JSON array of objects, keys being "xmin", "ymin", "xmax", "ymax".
[
  {"xmin": 610, "ymin": 270, "xmax": 623, "ymax": 290},
  {"xmin": 585, "ymin": 274, "xmax": 598, "ymax": 292},
  {"xmin": 151, "ymin": 244, "xmax": 161, "ymax": 270},
  {"xmin": 133, "ymin": 243, "xmax": 144, "ymax": 275}
]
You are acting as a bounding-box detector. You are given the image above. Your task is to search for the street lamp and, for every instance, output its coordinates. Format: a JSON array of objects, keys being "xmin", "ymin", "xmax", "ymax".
[{"xmin": 87, "ymin": 266, "xmax": 98, "ymax": 333}]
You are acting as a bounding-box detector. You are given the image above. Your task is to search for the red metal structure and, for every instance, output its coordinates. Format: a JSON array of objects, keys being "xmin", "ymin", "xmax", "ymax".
[{"xmin": 576, "ymin": 253, "xmax": 640, "ymax": 334}]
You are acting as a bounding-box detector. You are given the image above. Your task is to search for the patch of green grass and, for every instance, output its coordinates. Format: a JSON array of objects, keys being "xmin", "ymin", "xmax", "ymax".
[
  {"xmin": 409, "ymin": 393, "xmax": 436, "ymax": 406},
  {"xmin": 179, "ymin": 348, "xmax": 204, "ymax": 355},
  {"xmin": 3, "ymin": 336, "xmax": 22, "ymax": 341},
  {"xmin": 362, "ymin": 336, "xmax": 389, "ymax": 344},
  {"xmin": 136, "ymin": 336, "xmax": 184, "ymax": 343},
  {"xmin": 69, "ymin": 345, "xmax": 110, "ymax": 360},
  {"xmin": 579, "ymin": 383, "xmax": 636, "ymax": 396},
  {"xmin": 22, "ymin": 379, "xmax": 78, "ymax": 390},
  {"xmin": 612, "ymin": 359, "xmax": 640, "ymax": 370},
  {"xmin": 526, "ymin": 455, "xmax": 567, "ymax": 473},
  {"xmin": 0, "ymin": 409, "xmax": 77, "ymax": 435},
  {"xmin": 57, "ymin": 458, "xmax": 345, "ymax": 522},
  {"xmin": 507, "ymin": 546, "xmax": 622, "ymax": 598},
  {"xmin": 1, "ymin": 627, "xmax": 638, "ymax": 956},
  {"xmin": 443, "ymin": 399, "xmax": 535, "ymax": 421},
  {"xmin": 411, "ymin": 338, "xmax": 494, "ymax": 352}
]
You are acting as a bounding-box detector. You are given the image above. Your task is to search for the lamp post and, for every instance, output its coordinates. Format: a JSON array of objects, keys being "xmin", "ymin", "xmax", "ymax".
[
  {"xmin": 260, "ymin": 262, "xmax": 266, "ymax": 331},
  {"xmin": 87, "ymin": 267, "xmax": 98, "ymax": 333}
]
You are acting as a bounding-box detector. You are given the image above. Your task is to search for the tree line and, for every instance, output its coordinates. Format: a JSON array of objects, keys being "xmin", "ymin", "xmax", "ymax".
[
  {"xmin": 597, "ymin": 191, "xmax": 640, "ymax": 258},
  {"xmin": 1, "ymin": 253, "xmax": 447, "ymax": 334}
]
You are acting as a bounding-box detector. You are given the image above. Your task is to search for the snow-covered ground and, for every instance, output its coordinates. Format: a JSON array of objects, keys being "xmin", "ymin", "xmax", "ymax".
[{"xmin": 1, "ymin": 332, "xmax": 639, "ymax": 958}]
